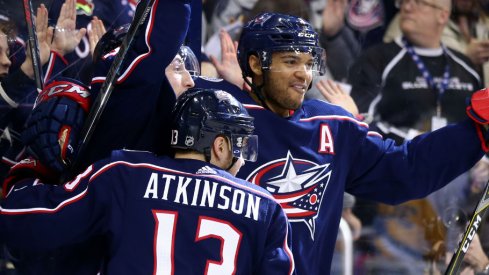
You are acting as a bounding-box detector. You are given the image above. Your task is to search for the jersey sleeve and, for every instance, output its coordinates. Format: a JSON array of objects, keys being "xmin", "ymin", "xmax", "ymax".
[
  {"xmin": 90, "ymin": 0, "xmax": 191, "ymax": 97},
  {"xmin": 257, "ymin": 204, "xmax": 295, "ymax": 275},
  {"xmin": 345, "ymin": 119, "xmax": 485, "ymax": 204},
  {"xmin": 0, "ymin": 160, "xmax": 120, "ymax": 253},
  {"xmin": 43, "ymin": 51, "xmax": 69, "ymax": 83}
]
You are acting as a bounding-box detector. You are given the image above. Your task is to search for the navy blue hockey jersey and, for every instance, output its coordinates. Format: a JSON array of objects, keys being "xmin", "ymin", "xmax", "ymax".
[
  {"xmin": 77, "ymin": 0, "xmax": 191, "ymax": 172},
  {"xmin": 0, "ymin": 150, "xmax": 295, "ymax": 275},
  {"xmin": 195, "ymin": 77, "xmax": 485, "ymax": 274}
]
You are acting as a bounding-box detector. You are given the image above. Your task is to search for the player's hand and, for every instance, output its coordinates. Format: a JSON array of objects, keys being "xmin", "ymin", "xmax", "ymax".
[
  {"xmin": 2, "ymin": 158, "xmax": 58, "ymax": 198},
  {"xmin": 22, "ymin": 78, "xmax": 91, "ymax": 174},
  {"xmin": 316, "ymin": 79, "xmax": 359, "ymax": 116},
  {"xmin": 467, "ymin": 87, "xmax": 489, "ymax": 124},
  {"xmin": 321, "ymin": 0, "xmax": 348, "ymax": 37},
  {"xmin": 51, "ymin": 0, "xmax": 87, "ymax": 56},
  {"xmin": 209, "ymin": 29, "xmax": 244, "ymax": 88},
  {"xmin": 88, "ymin": 16, "xmax": 106, "ymax": 57}
]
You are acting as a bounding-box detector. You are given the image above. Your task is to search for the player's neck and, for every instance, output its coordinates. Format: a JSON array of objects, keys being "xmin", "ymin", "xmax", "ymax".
[
  {"xmin": 174, "ymin": 151, "xmax": 206, "ymax": 162},
  {"xmin": 248, "ymin": 88, "xmax": 290, "ymax": 117}
]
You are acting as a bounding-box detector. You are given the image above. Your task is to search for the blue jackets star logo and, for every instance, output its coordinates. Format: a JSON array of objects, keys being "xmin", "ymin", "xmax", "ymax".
[{"xmin": 246, "ymin": 151, "xmax": 331, "ymax": 239}]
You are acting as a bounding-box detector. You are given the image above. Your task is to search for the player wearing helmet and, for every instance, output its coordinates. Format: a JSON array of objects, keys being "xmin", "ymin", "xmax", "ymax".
[
  {"xmin": 22, "ymin": 0, "xmax": 200, "ymax": 177},
  {"xmin": 205, "ymin": 12, "xmax": 489, "ymax": 274},
  {"xmin": 7, "ymin": 0, "xmax": 196, "ymax": 273},
  {"xmin": 1, "ymin": 89, "xmax": 294, "ymax": 275}
]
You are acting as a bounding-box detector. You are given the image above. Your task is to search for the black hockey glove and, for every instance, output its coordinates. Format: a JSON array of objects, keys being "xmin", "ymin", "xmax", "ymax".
[{"xmin": 22, "ymin": 78, "xmax": 91, "ymax": 174}]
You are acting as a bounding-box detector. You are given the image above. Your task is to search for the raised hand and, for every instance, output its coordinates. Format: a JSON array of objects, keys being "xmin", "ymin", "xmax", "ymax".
[
  {"xmin": 316, "ymin": 79, "xmax": 359, "ymax": 115},
  {"xmin": 21, "ymin": 4, "xmax": 52, "ymax": 79},
  {"xmin": 88, "ymin": 16, "xmax": 106, "ymax": 56},
  {"xmin": 51, "ymin": 0, "xmax": 87, "ymax": 56},
  {"xmin": 321, "ymin": 0, "xmax": 348, "ymax": 37},
  {"xmin": 209, "ymin": 29, "xmax": 244, "ymax": 88},
  {"xmin": 465, "ymin": 39, "xmax": 489, "ymax": 66}
]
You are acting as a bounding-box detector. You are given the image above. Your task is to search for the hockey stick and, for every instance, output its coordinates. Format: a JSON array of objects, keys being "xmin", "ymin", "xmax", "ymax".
[
  {"xmin": 68, "ymin": 0, "xmax": 156, "ymax": 174},
  {"xmin": 22, "ymin": 0, "xmax": 44, "ymax": 92},
  {"xmin": 444, "ymin": 179, "xmax": 489, "ymax": 275}
]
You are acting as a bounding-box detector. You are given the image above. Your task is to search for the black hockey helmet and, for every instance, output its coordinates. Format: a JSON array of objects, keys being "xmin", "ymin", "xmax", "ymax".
[
  {"xmin": 170, "ymin": 88, "xmax": 258, "ymax": 162},
  {"xmin": 237, "ymin": 12, "xmax": 326, "ymax": 77}
]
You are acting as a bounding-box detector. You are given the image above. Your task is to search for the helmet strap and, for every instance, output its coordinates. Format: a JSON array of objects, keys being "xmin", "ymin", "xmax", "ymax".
[{"xmin": 244, "ymin": 72, "xmax": 272, "ymax": 111}]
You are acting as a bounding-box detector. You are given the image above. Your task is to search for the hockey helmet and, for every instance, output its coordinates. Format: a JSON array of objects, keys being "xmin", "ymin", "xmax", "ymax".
[
  {"xmin": 170, "ymin": 88, "xmax": 258, "ymax": 162},
  {"xmin": 237, "ymin": 12, "xmax": 326, "ymax": 77},
  {"xmin": 172, "ymin": 45, "xmax": 200, "ymax": 78}
]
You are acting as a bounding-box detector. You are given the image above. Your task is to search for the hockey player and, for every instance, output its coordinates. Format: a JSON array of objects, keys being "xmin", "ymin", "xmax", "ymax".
[
  {"xmin": 207, "ymin": 12, "xmax": 489, "ymax": 274},
  {"xmin": 22, "ymin": 0, "xmax": 197, "ymax": 176},
  {"xmin": 0, "ymin": 88, "xmax": 295, "ymax": 275},
  {"xmin": 4, "ymin": 0, "xmax": 195, "ymax": 273}
]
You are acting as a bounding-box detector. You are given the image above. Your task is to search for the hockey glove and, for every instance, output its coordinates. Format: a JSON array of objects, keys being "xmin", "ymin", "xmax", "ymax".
[
  {"xmin": 467, "ymin": 88, "xmax": 489, "ymax": 152},
  {"xmin": 467, "ymin": 88, "xmax": 489, "ymax": 124},
  {"xmin": 22, "ymin": 78, "xmax": 91, "ymax": 174},
  {"xmin": 2, "ymin": 157, "xmax": 58, "ymax": 198}
]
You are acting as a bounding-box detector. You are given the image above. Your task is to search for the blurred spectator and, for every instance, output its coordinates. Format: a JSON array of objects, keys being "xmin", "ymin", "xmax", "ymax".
[
  {"xmin": 348, "ymin": 0, "xmax": 482, "ymax": 272},
  {"xmin": 349, "ymin": 0, "xmax": 481, "ymax": 143},
  {"xmin": 0, "ymin": 0, "xmax": 133, "ymax": 84},
  {"xmin": 0, "ymin": 8, "xmax": 48, "ymax": 189},
  {"xmin": 462, "ymin": 233, "xmax": 489, "ymax": 274},
  {"xmin": 368, "ymin": 199, "xmax": 446, "ymax": 274},
  {"xmin": 204, "ymin": 0, "xmax": 310, "ymax": 75},
  {"xmin": 317, "ymin": 0, "xmax": 398, "ymax": 82},
  {"xmin": 385, "ymin": 0, "xmax": 489, "ymax": 85}
]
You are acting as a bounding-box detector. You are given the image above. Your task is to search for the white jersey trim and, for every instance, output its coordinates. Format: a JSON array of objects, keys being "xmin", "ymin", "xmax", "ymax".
[
  {"xmin": 299, "ymin": 115, "xmax": 369, "ymax": 128},
  {"xmin": 0, "ymin": 82, "xmax": 19, "ymax": 108},
  {"xmin": 1, "ymin": 166, "xmax": 94, "ymax": 214}
]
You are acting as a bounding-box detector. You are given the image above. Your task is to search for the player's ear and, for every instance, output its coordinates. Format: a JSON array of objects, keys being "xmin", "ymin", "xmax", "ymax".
[
  {"xmin": 249, "ymin": 55, "xmax": 263, "ymax": 76},
  {"xmin": 210, "ymin": 136, "xmax": 227, "ymax": 167}
]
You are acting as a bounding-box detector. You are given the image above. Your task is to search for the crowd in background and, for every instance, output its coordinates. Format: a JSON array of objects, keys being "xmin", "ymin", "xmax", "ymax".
[{"xmin": 0, "ymin": 0, "xmax": 489, "ymax": 274}]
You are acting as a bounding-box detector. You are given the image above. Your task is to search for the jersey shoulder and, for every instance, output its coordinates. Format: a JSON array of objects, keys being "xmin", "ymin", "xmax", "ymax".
[
  {"xmin": 215, "ymin": 169, "xmax": 276, "ymax": 199},
  {"xmin": 301, "ymin": 99, "xmax": 354, "ymax": 118}
]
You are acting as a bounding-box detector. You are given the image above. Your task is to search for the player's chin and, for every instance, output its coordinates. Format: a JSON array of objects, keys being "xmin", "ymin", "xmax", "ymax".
[
  {"xmin": 290, "ymin": 91, "xmax": 305, "ymax": 107},
  {"xmin": 287, "ymin": 97, "xmax": 303, "ymax": 110}
]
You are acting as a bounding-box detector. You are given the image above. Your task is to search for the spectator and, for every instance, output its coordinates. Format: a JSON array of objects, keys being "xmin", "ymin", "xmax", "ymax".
[{"xmin": 385, "ymin": 0, "xmax": 489, "ymax": 85}]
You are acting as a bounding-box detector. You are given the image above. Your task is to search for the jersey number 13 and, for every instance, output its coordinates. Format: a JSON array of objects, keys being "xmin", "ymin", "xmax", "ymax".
[{"xmin": 152, "ymin": 210, "xmax": 243, "ymax": 275}]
